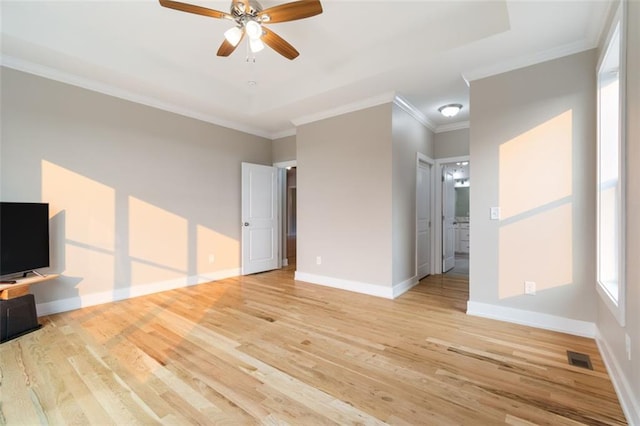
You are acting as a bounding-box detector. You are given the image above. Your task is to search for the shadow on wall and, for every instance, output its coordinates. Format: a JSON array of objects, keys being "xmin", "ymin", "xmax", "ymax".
[
  {"xmin": 498, "ymin": 110, "xmax": 574, "ymax": 299},
  {"xmin": 40, "ymin": 160, "xmax": 238, "ymax": 305}
]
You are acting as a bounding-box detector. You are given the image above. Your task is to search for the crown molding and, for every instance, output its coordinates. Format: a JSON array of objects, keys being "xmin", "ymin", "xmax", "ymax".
[
  {"xmin": 591, "ymin": 0, "xmax": 618, "ymax": 50},
  {"xmin": 435, "ymin": 121, "xmax": 470, "ymax": 134},
  {"xmin": 291, "ymin": 91, "xmax": 397, "ymax": 127},
  {"xmin": 461, "ymin": 39, "xmax": 594, "ymax": 83},
  {"xmin": 0, "ymin": 55, "xmax": 275, "ymax": 140},
  {"xmin": 290, "ymin": 91, "xmax": 436, "ymax": 133},
  {"xmin": 270, "ymin": 128, "xmax": 296, "ymax": 140},
  {"xmin": 392, "ymin": 94, "xmax": 436, "ymax": 131}
]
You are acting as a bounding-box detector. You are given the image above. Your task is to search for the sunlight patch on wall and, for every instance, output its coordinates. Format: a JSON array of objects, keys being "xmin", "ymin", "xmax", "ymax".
[
  {"xmin": 499, "ymin": 110, "xmax": 573, "ymax": 220},
  {"xmin": 129, "ymin": 197, "xmax": 187, "ymax": 284},
  {"xmin": 499, "ymin": 201, "xmax": 573, "ymax": 299},
  {"xmin": 65, "ymin": 244, "xmax": 115, "ymax": 297},
  {"xmin": 41, "ymin": 160, "xmax": 115, "ymax": 293},
  {"xmin": 42, "ymin": 160, "xmax": 115, "ymax": 250},
  {"xmin": 130, "ymin": 261, "xmax": 186, "ymax": 286},
  {"xmin": 196, "ymin": 225, "xmax": 239, "ymax": 274},
  {"xmin": 498, "ymin": 203, "xmax": 573, "ymax": 299}
]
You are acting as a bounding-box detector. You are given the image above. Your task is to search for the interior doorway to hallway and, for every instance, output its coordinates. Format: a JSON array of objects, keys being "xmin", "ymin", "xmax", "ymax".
[
  {"xmin": 435, "ymin": 157, "xmax": 470, "ymax": 278},
  {"xmin": 274, "ymin": 160, "xmax": 297, "ymax": 269},
  {"xmin": 286, "ymin": 167, "xmax": 297, "ymax": 267}
]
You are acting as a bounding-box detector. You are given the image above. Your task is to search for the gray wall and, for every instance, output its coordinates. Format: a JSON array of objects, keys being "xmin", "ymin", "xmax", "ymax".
[
  {"xmin": 272, "ymin": 135, "xmax": 296, "ymax": 163},
  {"xmin": 469, "ymin": 50, "xmax": 597, "ymax": 320},
  {"xmin": 434, "ymin": 128, "xmax": 469, "ymax": 158},
  {"xmin": 296, "ymin": 104, "xmax": 393, "ymax": 287},
  {"xmin": 392, "ymin": 104, "xmax": 434, "ymax": 285},
  {"xmin": 596, "ymin": 2, "xmax": 640, "ymax": 421},
  {"xmin": 1, "ymin": 68, "xmax": 272, "ymax": 306}
]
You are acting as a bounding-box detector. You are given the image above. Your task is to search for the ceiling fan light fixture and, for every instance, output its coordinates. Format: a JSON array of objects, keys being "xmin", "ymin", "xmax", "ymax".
[
  {"xmin": 438, "ymin": 103, "xmax": 463, "ymax": 118},
  {"xmin": 245, "ymin": 20, "xmax": 262, "ymax": 40},
  {"xmin": 158, "ymin": 0, "xmax": 324, "ymax": 60},
  {"xmin": 224, "ymin": 26, "xmax": 243, "ymax": 46},
  {"xmin": 249, "ymin": 37, "xmax": 265, "ymax": 53}
]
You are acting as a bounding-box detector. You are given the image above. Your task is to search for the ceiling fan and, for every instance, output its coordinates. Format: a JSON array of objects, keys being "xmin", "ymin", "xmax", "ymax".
[{"xmin": 159, "ymin": 0, "xmax": 323, "ymax": 60}]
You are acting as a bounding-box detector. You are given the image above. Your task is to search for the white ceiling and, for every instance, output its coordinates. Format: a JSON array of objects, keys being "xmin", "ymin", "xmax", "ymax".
[{"xmin": 1, "ymin": 0, "xmax": 611, "ymax": 139}]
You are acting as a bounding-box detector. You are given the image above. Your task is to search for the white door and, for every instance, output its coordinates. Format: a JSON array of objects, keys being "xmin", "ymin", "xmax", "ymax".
[
  {"xmin": 442, "ymin": 168, "xmax": 456, "ymax": 272},
  {"xmin": 417, "ymin": 161, "xmax": 431, "ymax": 279},
  {"xmin": 242, "ymin": 162, "xmax": 279, "ymax": 275}
]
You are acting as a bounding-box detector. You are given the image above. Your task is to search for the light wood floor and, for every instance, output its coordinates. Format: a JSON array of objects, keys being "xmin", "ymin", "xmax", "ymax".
[{"xmin": 1, "ymin": 268, "xmax": 626, "ymax": 425}]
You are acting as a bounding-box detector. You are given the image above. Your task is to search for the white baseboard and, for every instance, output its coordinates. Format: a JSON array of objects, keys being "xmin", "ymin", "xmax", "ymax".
[
  {"xmin": 466, "ymin": 301, "xmax": 596, "ymax": 338},
  {"xmin": 596, "ymin": 329, "xmax": 640, "ymax": 426},
  {"xmin": 282, "ymin": 258, "xmax": 289, "ymax": 267},
  {"xmin": 294, "ymin": 272, "xmax": 394, "ymax": 299},
  {"xmin": 392, "ymin": 275, "xmax": 420, "ymax": 298},
  {"xmin": 36, "ymin": 268, "xmax": 241, "ymax": 316}
]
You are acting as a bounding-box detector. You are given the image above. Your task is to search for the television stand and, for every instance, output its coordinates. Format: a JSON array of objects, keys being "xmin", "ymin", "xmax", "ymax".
[{"xmin": 0, "ymin": 274, "xmax": 58, "ymax": 343}]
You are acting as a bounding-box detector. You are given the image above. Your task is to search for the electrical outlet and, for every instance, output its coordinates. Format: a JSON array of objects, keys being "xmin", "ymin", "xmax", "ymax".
[
  {"xmin": 316, "ymin": 256, "xmax": 322, "ymax": 265},
  {"xmin": 524, "ymin": 281, "xmax": 536, "ymax": 295},
  {"xmin": 626, "ymin": 334, "xmax": 632, "ymax": 361},
  {"xmin": 490, "ymin": 207, "xmax": 500, "ymax": 220},
  {"xmin": 208, "ymin": 254, "xmax": 215, "ymax": 264}
]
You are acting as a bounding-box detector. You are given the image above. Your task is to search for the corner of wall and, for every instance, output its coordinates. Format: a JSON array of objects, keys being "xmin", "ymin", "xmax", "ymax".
[{"xmin": 595, "ymin": 327, "xmax": 640, "ymax": 425}]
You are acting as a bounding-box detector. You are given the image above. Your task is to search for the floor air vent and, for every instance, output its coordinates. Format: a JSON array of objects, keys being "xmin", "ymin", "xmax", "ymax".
[{"xmin": 567, "ymin": 351, "xmax": 593, "ymax": 370}]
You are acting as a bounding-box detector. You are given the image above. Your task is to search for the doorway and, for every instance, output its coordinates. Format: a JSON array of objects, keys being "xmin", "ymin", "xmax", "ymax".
[
  {"xmin": 286, "ymin": 167, "xmax": 297, "ymax": 266},
  {"xmin": 443, "ymin": 162, "xmax": 470, "ymax": 277},
  {"xmin": 273, "ymin": 160, "xmax": 297, "ymax": 268},
  {"xmin": 434, "ymin": 156, "xmax": 470, "ymax": 277}
]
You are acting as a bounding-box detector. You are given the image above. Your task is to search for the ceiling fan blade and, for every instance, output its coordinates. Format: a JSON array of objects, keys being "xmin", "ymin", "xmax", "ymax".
[
  {"xmin": 217, "ymin": 30, "xmax": 245, "ymax": 57},
  {"xmin": 258, "ymin": 0, "xmax": 322, "ymax": 24},
  {"xmin": 261, "ymin": 27, "xmax": 299, "ymax": 60},
  {"xmin": 159, "ymin": 0, "xmax": 232, "ymax": 20}
]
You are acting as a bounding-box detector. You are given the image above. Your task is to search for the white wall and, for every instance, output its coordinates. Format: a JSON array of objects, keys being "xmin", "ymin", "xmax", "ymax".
[
  {"xmin": 468, "ymin": 50, "xmax": 598, "ymax": 324},
  {"xmin": 391, "ymin": 104, "xmax": 434, "ymax": 286},
  {"xmin": 0, "ymin": 68, "xmax": 272, "ymax": 313},
  {"xmin": 595, "ymin": 2, "xmax": 640, "ymax": 423},
  {"xmin": 434, "ymin": 128, "xmax": 469, "ymax": 158},
  {"xmin": 295, "ymin": 104, "xmax": 393, "ymax": 292}
]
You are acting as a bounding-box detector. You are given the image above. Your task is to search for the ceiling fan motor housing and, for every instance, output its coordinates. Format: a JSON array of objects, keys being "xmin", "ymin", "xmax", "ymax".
[{"xmin": 231, "ymin": 0, "xmax": 263, "ymax": 18}]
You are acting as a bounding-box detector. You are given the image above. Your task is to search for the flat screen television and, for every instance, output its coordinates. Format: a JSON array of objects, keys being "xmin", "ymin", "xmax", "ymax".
[{"xmin": 0, "ymin": 202, "xmax": 50, "ymax": 277}]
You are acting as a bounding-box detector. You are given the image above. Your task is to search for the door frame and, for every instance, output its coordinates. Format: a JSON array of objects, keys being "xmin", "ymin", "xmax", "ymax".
[
  {"xmin": 416, "ymin": 153, "xmax": 436, "ymax": 279},
  {"xmin": 273, "ymin": 160, "xmax": 297, "ymax": 267},
  {"xmin": 434, "ymin": 155, "xmax": 470, "ymax": 274}
]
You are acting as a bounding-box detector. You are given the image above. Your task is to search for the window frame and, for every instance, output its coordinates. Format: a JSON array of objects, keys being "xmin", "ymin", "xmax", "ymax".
[{"xmin": 596, "ymin": 0, "xmax": 626, "ymax": 326}]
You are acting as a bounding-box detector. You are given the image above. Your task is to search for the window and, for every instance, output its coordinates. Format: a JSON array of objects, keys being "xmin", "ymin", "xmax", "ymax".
[{"xmin": 596, "ymin": 3, "xmax": 626, "ymax": 326}]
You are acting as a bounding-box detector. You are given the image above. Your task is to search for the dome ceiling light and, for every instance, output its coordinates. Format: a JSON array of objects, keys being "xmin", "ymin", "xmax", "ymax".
[{"xmin": 438, "ymin": 104, "xmax": 463, "ymax": 118}]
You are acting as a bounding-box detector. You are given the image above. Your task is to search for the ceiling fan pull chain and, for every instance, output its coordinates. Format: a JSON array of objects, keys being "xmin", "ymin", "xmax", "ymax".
[{"xmin": 245, "ymin": 38, "xmax": 256, "ymax": 62}]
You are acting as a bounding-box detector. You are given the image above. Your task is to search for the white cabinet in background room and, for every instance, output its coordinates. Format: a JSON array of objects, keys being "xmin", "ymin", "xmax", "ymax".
[{"xmin": 455, "ymin": 222, "xmax": 470, "ymax": 254}]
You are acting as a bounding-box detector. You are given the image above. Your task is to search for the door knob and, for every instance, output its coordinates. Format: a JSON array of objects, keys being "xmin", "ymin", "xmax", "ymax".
[{"xmin": 244, "ymin": 222, "xmax": 250, "ymax": 226}]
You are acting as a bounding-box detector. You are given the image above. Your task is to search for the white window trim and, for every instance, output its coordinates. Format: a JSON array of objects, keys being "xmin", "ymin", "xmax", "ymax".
[{"xmin": 596, "ymin": 0, "xmax": 626, "ymax": 326}]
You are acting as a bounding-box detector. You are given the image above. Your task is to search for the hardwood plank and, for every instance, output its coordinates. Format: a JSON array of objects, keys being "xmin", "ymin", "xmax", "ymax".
[{"xmin": 0, "ymin": 268, "xmax": 628, "ymax": 425}]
